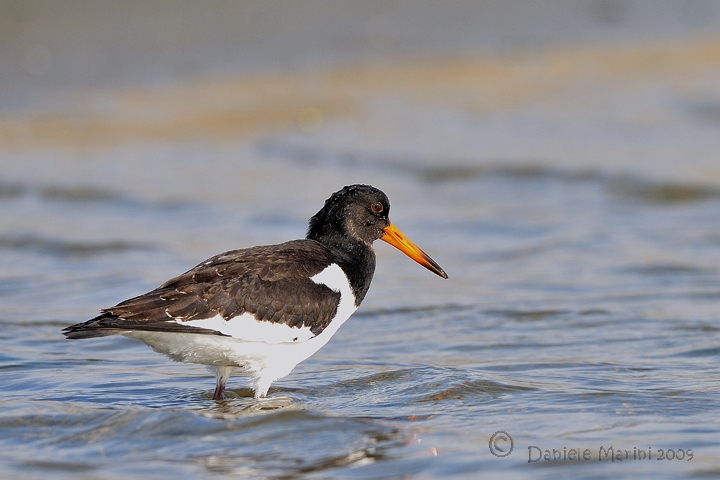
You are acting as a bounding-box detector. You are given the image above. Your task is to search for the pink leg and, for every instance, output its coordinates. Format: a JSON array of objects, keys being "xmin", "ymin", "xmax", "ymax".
[
  {"xmin": 212, "ymin": 366, "xmax": 234, "ymax": 401},
  {"xmin": 212, "ymin": 380, "xmax": 226, "ymax": 401}
]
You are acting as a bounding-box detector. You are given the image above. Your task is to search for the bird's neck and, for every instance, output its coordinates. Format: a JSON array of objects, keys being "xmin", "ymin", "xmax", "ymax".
[{"xmin": 307, "ymin": 230, "xmax": 376, "ymax": 306}]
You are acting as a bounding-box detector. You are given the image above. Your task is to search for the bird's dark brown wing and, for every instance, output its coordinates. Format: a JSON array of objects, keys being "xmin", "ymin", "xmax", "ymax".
[{"xmin": 63, "ymin": 239, "xmax": 342, "ymax": 340}]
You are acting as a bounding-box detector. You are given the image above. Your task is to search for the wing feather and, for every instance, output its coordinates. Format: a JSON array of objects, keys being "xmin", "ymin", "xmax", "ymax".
[{"xmin": 63, "ymin": 240, "xmax": 342, "ymax": 341}]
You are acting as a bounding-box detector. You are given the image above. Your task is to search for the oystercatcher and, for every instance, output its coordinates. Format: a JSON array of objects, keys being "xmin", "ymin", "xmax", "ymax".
[{"xmin": 63, "ymin": 184, "xmax": 447, "ymax": 400}]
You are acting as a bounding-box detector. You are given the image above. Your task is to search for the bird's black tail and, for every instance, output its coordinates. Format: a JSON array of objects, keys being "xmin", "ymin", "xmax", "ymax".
[{"xmin": 62, "ymin": 312, "xmax": 129, "ymax": 339}]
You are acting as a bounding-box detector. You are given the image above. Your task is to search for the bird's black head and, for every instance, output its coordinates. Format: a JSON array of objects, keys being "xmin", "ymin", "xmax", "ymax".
[
  {"xmin": 308, "ymin": 184, "xmax": 448, "ymax": 279},
  {"xmin": 307, "ymin": 184, "xmax": 390, "ymax": 247}
]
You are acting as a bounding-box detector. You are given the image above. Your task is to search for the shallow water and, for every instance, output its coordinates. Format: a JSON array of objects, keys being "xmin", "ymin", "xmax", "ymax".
[
  {"xmin": 2, "ymin": 159, "xmax": 720, "ymax": 479},
  {"xmin": 3, "ymin": 3, "xmax": 720, "ymax": 479}
]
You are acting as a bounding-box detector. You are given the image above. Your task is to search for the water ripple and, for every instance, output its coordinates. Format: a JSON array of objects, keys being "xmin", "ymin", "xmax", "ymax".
[{"xmin": 0, "ymin": 234, "xmax": 156, "ymax": 257}]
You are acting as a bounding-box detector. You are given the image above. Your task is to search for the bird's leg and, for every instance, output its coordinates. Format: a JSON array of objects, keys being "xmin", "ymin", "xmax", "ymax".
[
  {"xmin": 253, "ymin": 374, "xmax": 273, "ymax": 399},
  {"xmin": 212, "ymin": 366, "xmax": 234, "ymax": 401},
  {"xmin": 212, "ymin": 381, "xmax": 225, "ymax": 401}
]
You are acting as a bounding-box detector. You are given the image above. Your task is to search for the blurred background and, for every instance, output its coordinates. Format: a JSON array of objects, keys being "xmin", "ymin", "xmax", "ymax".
[
  {"xmin": 2, "ymin": 1, "xmax": 720, "ymax": 478},
  {"xmin": 2, "ymin": 0, "xmax": 720, "ymax": 263},
  {"xmin": 2, "ymin": 0, "xmax": 720, "ymax": 191}
]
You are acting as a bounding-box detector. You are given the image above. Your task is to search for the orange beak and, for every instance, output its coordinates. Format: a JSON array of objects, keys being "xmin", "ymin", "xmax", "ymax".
[{"xmin": 381, "ymin": 223, "xmax": 448, "ymax": 279}]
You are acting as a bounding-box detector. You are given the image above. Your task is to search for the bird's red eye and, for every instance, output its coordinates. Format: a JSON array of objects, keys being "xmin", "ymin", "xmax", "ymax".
[{"xmin": 370, "ymin": 202, "xmax": 383, "ymax": 213}]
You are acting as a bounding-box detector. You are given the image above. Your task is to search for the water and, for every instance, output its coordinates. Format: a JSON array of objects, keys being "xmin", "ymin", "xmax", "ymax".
[
  {"xmin": 2, "ymin": 159, "xmax": 720, "ymax": 478},
  {"xmin": 2, "ymin": 2, "xmax": 720, "ymax": 479}
]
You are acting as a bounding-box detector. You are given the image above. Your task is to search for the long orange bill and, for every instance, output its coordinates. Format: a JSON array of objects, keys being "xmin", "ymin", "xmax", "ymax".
[{"xmin": 381, "ymin": 223, "xmax": 448, "ymax": 279}]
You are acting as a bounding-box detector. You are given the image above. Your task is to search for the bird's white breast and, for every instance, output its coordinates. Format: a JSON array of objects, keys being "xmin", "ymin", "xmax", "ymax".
[{"xmin": 310, "ymin": 262, "xmax": 358, "ymax": 318}]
